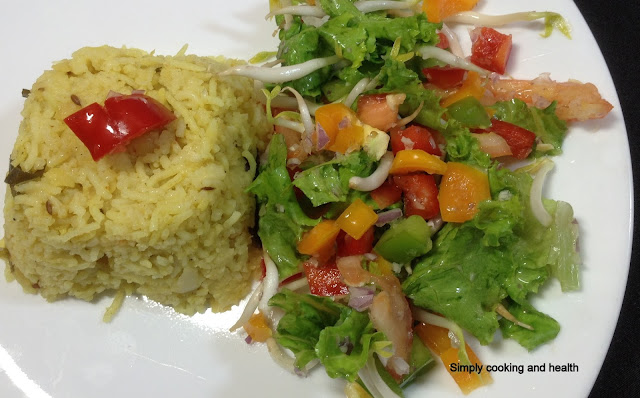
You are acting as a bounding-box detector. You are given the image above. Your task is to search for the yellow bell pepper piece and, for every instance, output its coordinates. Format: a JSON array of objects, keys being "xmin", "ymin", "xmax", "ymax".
[
  {"xmin": 297, "ymin": 220, "xmax": 341, "ymax": 256},
  {"xmin": 389, "ymin": 149, "xmax": 448, "ymax": 175},
  {"xmin": 438, "ymin": 162, "xmax": 491, "ymax": 223},
  {"xmin": 243, "ymin": 312, "xmax": 273, "ymax": 343},
  {"xmin": 415, "ymin": 322, "xmax": 492, "ymax": 394},
  {"xmin": 315, "ymin": 103, "xmax": 364, "ymax": 154},
  {"xmin": 423, "ymin": 0, "xmax": 479, "ymax": 23},
  {"xmin": 441, "ymin": 71, "xmax": 485, "ymax": 108},
  {"xmin": 336, "ymin": 199, "xmax": 378, "ymax": 240}
]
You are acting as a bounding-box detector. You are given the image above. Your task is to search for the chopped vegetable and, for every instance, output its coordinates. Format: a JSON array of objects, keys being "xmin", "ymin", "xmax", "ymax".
[
  {"xmin": 446, "ymin": 96, "xmax": 491, "ymax": 128},
  {"xmin": 336, "ymin": 199, "xmax": 379, "ymax": 240},
  {"xmin": 394, "ymin": 173, "xmax": 440, "ymax": 220},
  {"xmin": 470, "ymin": 27, "xmax": 513, "ymax": 75},
  {"xmin": 389, "ymin": 149, "xmax": 448, "ymax": 175},
  {"xmin": 297, "ymin": 220, "xmax": 341, "ymax": 256},
  {"xmin": 357, "ymin": 94, "xmax": 405, "ymax": 132},
  {"xmin": 244, "ymin": 312, "xmax": 273, "ymax": 343},
  {"xmin": 390, "ymin": 125, "xmax": 442, "ymax": 156},
  {"xmin": 370, "ymin": 178, "xmax": 403, "ymax": 209},
  {"xmin": 303, "ymin": 262, "xmax": 349, "ymax": 296},
  {"xmin": 481, "ymin": 119, "xmax": 537, "ymax": 159},
  {"xmin": 337, "ymin": 228, "xmax": 375, "ymax": 257},
  {"xmin": 374, "ymin": 215, "xmax": 432, "ymax": 264},
  {"xmin": 423, "ymin": 0, "xmax": 479, "ymax": 23},
  {"xmin": 422, "ymin": 66, "xmax": 466, "ymax": 89},
  {"xmin": 315, "ymin": 103, "xmax": 365, "ymax": 153},
  {"xmin": 415, "ymin": 323, "xmax": 492, "ymax": 394},
  {"xmin": 438, "ymin": 162, "xmax": 490, "ymax": 223},
  {"xmin": 440, "ymin": 71, "xmax": 485, "ymax": 108},
  {"xmin": 63, "ymin": 93, "xmax": 176, "ymax": 161}
]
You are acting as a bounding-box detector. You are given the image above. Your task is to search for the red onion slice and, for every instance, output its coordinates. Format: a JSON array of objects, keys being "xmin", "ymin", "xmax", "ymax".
[
  {"xmin": 375, "ymin": 208, "xmax": 403, "ymax": 227},
  {"xmin": 316, "ymin": 123, "xmax": 330, "ymax": 150},
  {"xmin": 348, "ymin": 286, "xmax": 375, "ymax": 311}
]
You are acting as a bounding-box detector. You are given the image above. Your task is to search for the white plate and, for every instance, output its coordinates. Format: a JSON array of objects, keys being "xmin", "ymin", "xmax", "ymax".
[{"xmin": 0, "ymin": 1, "xmax": 632, "ymax": 397}]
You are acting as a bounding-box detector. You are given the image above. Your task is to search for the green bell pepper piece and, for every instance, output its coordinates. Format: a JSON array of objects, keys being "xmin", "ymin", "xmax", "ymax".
[
  {"xmin": 447, "ymin": 96, "xmax": 491, "ymax": 128},
  {"xmin": 374, "ymin": 215, "xmax": 432, "ymax": 264}
]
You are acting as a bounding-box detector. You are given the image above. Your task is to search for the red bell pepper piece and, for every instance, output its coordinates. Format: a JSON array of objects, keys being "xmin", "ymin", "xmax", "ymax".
[
  {"xmin": 63, "ymin": 103, "xmax": 125, "ymax": 161},
  {"xmin": 470, "ymin": 27, "xmax": 512, "ymax": 75},
  {"xmin": 422, "ymin": 66, "xmax": 466, "ymax": 90},
  {"xmin": 64, "ymin": 93, "xmax": 175, "ymax": 161},
  {"xmin": 483, "ymin": 119, "xmax": 537, "ymax": 159},
  {"xmin": 394, "ymin": 173, "xmax": 440, "ymax": 220},
  {"xmin": 336, "ymin": 227, "xmax": 375, "ymax": 257},
  {"xmin": 303, "ymin": 262, "xmax": 349, "ymax": 296},
  {"xmin": 390, "ymin": 125, "xmax": 442, "ymax": 156}
]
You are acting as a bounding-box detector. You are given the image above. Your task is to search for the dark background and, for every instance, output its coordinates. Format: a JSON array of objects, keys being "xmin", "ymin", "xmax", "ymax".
[{"xmin": 573, "ymin": 1, "xmax": 640, "ymax": 397}]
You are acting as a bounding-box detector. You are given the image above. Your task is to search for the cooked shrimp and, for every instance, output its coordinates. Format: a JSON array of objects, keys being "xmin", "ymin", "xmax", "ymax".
[
  {"xmin": 337, "ymin": 255, "xmax": 413, "ymax": 381},
  {"xmin": 485, "ymin": 74, "xmax": 613, "ymax": 121}
]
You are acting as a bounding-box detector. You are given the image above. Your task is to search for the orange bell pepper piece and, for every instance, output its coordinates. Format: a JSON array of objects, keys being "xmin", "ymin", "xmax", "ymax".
[
  {"xmin": 315, "ymin": 103, "xmax": 364, "ymax": 153},
  {"xmin": 243, "ymin": 312, "xmax": 273, "ymax": 343},
  {"xmin": 297, "ymin": 220, "xmax": 341, "ymax": 256},
  {"xmin": 415, "ymin": 322, "xmax": 492, "ymax": 395},
  {"xmin": 438, "ymin": 162, "xmax": 491, "ymax": 223},
  {"xmin": 389, "ymin": 149, "xmax": 448, "ymax": 175},
  {"xmin": 423, "ymin": 0, "xmax": 479, "ymax": 23},
  {"xmin": 441, "ymin": 71, "xmax": 486, "ymax": 108},
  {"xmin": 336, "ymin": 199, "xmax": 378, "ymax": 240}
]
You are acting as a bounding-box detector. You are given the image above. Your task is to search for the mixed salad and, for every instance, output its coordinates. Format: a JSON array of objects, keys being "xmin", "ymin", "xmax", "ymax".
[{"xmin": 226, "ymin": 0, "xmax": 612, "ymax": 396}]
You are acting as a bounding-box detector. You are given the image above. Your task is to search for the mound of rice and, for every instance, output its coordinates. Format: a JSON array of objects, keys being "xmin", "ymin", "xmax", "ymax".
[{"xmin": 2, "ymin": 45, "xmax": 271, "ymax": 315}]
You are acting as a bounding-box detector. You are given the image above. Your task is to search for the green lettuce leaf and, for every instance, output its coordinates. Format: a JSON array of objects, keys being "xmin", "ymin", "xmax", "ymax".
[
  {"xmin": 292, "ymin": 150, "xmax": 376, "ymax": 207},
  {"xmin": 269, "ymin": 289, "xmax": 383, "ymax": 380},
  {"xmin": 403, "ymin": 164, "xmax": 580, "ymax": 348},
  {"xmin": 491, "ymin": 99, "xmax": 568, "ymax": 156},
  {"xmin": 247, "ymin": 135, "xmax": 319, "ymax": 279},
  {"xmin": 499, "ymin": 300, "xmax": 560, "ymax": 351}
]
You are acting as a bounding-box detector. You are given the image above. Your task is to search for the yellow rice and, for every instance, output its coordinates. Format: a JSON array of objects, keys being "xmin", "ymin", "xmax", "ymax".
[{"xmin": 2, "ymin": 45, "xmax": 271, "ymax": 316}]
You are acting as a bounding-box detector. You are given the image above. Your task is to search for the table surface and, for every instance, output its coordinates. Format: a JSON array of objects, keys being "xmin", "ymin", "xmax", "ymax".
[{"xmin": 574, "ymin": 1, "xmax": 640, "ymax": 397}]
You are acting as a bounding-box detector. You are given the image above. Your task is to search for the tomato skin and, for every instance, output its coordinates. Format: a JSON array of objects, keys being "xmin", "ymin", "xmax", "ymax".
[
  {"xmin": 394, "ymin": 173, "xmax": 440, "ymax": 220},
  {"xmin": 470, "ymin": 27, "xmax": 512, "ymax": 74},
  {"xmin": 436, "ymin": 32, "xmax": 450, "ymax": 49},
  {"xmin": 422, "ymin": 66, "xmax": 466, "ymax": 90},
  {"xmin": 336, "ymin": 227, "xmax": 375, "ymax": 257},
  {"xmin": 303, "ymin": 262, "xmax": 349, "ymax": 296},
  {"xmin": 483, "ymin": 120, "xmax": 536, "ymax": 159},
  {"xmin": 390, "ymin": 125, "xmax": 442, "ymax": 156},
  {"xmin": 370, "ymin": 177, "xmax": 403, "ymax": 209},
  {"xmin": 64, "ymin": 94, "xmax": 175, "ymax": 161}
]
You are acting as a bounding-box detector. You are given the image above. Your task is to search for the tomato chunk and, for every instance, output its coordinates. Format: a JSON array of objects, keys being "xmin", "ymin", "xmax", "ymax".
[
  {"xmin": 470, "ymin": 27, "xmax": 512, "ymax": 75},
  {"xmin": 337, "ymin": 227, "xmax": 375, "ymax": 257},
  {"xmin": 390, "ymin": 125, "xmax": 442, "ymax": 156},
  {"xmin": 394, "ymin": 173, "xmax": 440, "ymax": 220},
  {"xmin": 422, "ymin": 66, "xmax": 466, "ymax": 90},
  {"xmin": 64, "ymin": 93, "xmax": 175, "ymax": 161},
  {"xmin": 357, "ymin": 94, "xmax": 402, "ymax": 132},
  {"xmin": 370, "ymin": 177, "xmax": 403, "ymax": 209},
  {"xmin": 303, "ymin": 262, "xmax": 349, "ymax": 296},
  {"xmin": 436, "ymin": 32, "xmax": 450, "ymax": 49},
  {"xmin": 484, "ymin": 120, "xmax": 536, "ymax": 159}
]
